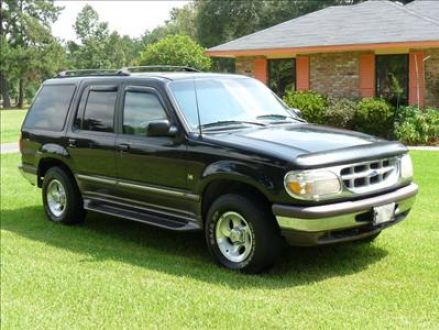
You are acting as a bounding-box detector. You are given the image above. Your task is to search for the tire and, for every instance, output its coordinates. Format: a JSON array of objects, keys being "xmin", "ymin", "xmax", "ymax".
[
  {"xmin": 42, "ymin": 166, "xmax": 85, "ymax": 225},
  {"xmin": 205, "ymin": 194, "xmax": 281, "ymax": 273}
]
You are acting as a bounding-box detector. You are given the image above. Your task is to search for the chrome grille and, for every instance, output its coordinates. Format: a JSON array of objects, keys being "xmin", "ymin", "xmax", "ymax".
[{"xmin": 340, "ymin": 158, "xmax": 398, "ymax": 193}]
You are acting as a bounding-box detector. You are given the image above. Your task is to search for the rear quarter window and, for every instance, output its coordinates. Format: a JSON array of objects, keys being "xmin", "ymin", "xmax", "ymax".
[{"xmin": 23, "ymin": 84, "xmax": 76, "ymax": 131}]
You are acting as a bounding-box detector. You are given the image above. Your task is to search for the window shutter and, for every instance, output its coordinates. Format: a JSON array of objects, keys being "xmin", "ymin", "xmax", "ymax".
[
  {"xmin": 253, "ymin": 58, "xmax": 268, "ymax": 84},
  {"xmin": 409, "ymin": 51, "xmax": 425, "ymax": 107},
  {"xmin": 359, "ymin": 54, "xmax": 375, "ymax": 98},
  {"xmin": 296, "ymin": 56, "xmax": 310, "ymax": 91}
]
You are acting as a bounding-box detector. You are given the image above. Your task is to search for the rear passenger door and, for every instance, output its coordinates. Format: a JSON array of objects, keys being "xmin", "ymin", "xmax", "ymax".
[
  {"xmin": 67, "ymin": 83, "xmax": 119, "ymax": 196},
  {"xmin": 114, "ymin": 84, "xmax": 189, "ymax": 212}
]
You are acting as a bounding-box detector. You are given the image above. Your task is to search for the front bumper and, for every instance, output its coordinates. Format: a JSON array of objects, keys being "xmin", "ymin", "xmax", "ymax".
[{"xmin": 273, "ymin": 183, "xmax": 418, "ymax": 246}]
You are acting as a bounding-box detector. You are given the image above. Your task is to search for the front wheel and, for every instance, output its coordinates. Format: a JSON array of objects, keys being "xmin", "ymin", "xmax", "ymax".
[{"xmin": 205, "ymin": 194, "xmax": 281, "ymax": 273}]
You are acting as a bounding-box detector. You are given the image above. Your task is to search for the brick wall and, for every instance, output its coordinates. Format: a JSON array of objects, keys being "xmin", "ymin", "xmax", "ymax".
[
  {"xmin": 424, "ymin": 48, "xmax": 439, "ymax": 108},
  {"xmin": 235, "ymin": 49, "xmax": 438, "ymax": 108},
  {"xmin": 310, "ymin": 52, "xmax": 361, "ymax": 99},
  {"xmin": 235, "ymin": 57, "xmax": 256, "ymax": 77}
]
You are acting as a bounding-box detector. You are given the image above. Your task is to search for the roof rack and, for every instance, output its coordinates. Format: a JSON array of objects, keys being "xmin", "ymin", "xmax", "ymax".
[
  {"xmin": 120, "ymin": 66, "xmax": 200, "ymax": 74},
  {"xmin": 57, "ymin": 69, "xmax": 129, "ymax": 78},
  {"xmin": 56, "ymin": 66, "xmax": 200, "ymax": 78}
]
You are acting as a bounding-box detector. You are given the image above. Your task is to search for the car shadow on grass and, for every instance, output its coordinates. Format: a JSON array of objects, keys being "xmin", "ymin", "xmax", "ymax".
[{"xmin": 1, "ymin": 206, "xmax": 389, "ymax": 289}]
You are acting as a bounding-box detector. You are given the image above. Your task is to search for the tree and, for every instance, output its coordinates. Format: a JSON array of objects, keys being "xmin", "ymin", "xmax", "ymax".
[
  {"xmin": 137, "ymin": 35, "xmax": 211, "ymax": 71},
  {"xmin": 67, "ymin": 5, "xmax": 142, "ymax": 69},
  {"xmin": 1, "ymin": 0, "xmax": 65, "ymax": 108},
  {"xmin": 140, "ymin": 2, "xmax": 198, "ymax": 47}
]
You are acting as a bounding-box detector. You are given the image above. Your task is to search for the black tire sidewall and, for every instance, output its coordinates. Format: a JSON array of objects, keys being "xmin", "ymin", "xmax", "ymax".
[
  {"xmin": 42, "ymin": 167, "xmax": 82, "ymax": 224},
  {"xmin": 207, "ymin": 206, "xmax": 257, "ymax": 270},
  {"xmin": 205, "ymin": 194, "xmax": 280, "ymax": 272}
]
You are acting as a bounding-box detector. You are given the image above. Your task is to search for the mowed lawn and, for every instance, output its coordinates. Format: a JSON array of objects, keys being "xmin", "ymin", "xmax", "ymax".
[
  {"xmin": 1, "ymin": 151, "xmax": 438, "ymax": 329},
  {"xmin": 0, "ymin": 109, "xmax": 27, "ymax": 144}
]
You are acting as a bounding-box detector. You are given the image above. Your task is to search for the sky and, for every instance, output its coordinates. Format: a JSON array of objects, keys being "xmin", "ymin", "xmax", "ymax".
[{"xmin": 52, "ymin": 1, "xmax": 189, "ymax": 41}]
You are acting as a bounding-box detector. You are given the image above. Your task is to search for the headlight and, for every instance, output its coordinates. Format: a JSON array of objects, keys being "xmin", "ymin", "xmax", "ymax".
[
  {"xmin": 284, "ymin": 170, "xmax": 342, "ymax": 201},
  {"xmin": 400, "ymin": 154, "xmax": 413, "ymax": 179}
]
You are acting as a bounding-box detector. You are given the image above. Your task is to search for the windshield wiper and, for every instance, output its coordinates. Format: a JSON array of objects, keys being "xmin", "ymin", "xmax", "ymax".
[
  {"xmin": 256, "ymin": 114, "xmax": 297, "ymax": 122},
  {"xmin": 200, "ymin": 120, "xmax": 266, "ymax": 129}
]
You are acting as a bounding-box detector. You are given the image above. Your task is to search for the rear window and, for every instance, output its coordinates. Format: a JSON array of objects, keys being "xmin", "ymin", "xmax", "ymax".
[{"xmin": 24, "ymin": 85, "xmax": 76, "ymax": 131}]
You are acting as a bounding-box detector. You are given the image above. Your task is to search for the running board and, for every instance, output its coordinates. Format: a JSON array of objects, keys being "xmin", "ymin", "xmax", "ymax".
[{"xmin": 83, "ymin": 199, "xmax": 201, "ymax": 231}]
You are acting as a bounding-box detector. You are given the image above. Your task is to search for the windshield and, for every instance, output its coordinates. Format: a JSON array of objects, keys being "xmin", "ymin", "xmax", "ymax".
[{"xmin": 169, "ymin": 77, "xmax": 297, "ymax": 130}]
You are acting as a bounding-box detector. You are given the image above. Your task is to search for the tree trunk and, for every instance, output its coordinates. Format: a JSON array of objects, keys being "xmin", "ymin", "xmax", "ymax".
[
  {"xmin": 0, "ymin": 72, "xmax": 12, "ymax": 109},
  {"xmin": 17, "ymin": 78, "xmax": 24, "ymax": 108}
]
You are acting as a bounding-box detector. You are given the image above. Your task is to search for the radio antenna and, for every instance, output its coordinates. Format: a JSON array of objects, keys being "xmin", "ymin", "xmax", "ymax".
[{"xmin": 193, "ymin": 77, "xmax": 202, "ymax": 137}]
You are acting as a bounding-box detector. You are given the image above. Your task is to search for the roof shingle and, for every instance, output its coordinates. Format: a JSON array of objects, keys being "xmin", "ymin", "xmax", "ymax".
[{"xmin": 208, "ymin": 0, "xmax": 439, "ymax": 53}]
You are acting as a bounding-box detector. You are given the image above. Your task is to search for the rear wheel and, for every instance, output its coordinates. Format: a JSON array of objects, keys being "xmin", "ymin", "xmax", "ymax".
[
  {"xmin": 205, "ymin": 194, "xmax": 281, "ymax": 273},
  {"xmin": 42, "ymin": 167, "xmax": 85, "ymax": 224}
]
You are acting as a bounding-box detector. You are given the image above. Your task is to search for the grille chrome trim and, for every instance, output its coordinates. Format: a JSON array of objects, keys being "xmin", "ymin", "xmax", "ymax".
[{"xmin": 339, "ymin": 157, "xmax": 399, "ymax": 194}]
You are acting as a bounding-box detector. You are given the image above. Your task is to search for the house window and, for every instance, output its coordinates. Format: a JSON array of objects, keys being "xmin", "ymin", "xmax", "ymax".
[
  {"xmin": 268, "ymin": 58, "xmax": 296, "ymax": 97},
  {"xmin": 376, "ymin": 54, "xmax": 408, "ymax": 107}
]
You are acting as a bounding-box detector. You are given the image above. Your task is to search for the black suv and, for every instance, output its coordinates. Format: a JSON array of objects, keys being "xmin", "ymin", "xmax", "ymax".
[{"xmin": 19, "ymin": 67, "xmax": 418, "ymax": 273}]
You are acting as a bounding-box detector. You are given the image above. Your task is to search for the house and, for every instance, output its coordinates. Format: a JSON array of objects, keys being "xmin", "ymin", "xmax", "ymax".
[{"xmin": 206, "ymin": 0, "xmax": 439, "ymax": 108}]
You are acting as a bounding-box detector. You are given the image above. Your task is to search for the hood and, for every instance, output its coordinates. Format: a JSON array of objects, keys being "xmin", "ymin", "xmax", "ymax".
[{"xmin": 202, "ymin": 123, "xmax": 407, "ymax": 168}]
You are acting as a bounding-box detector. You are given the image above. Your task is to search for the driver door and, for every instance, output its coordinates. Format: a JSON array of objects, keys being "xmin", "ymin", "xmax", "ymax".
[{"xmin": 114, "ymin": 84, "xmax": 189, "ymax": 212}]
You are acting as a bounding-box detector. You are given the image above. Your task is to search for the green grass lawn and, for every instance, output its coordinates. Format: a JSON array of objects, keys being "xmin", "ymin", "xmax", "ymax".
[
  {"xmin": 1, "ymin": 151, "xmax": 438, "ymax": 329},
  {"xmin": 0, "ymin": 109, "xmax": 27, "ymax": 144}
]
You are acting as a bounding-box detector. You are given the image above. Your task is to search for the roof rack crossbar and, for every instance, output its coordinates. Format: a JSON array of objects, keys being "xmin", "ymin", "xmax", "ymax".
[
  {"xmin": 121, "ymin": 65, "xmax": 199, "ymax": 73},
  {"xmin": 56, "ymin": 69, "xmax": 129, "ymax": 78},
  {"xmin": 56, "ymin": 65, "xmax": 200, "ymax": 78}
]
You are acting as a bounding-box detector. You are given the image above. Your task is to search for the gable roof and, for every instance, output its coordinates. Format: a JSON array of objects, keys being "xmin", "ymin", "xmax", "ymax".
[
  {"xmin": 207, "ymin": 0, "xmax": 439, "ymax": 56},
  {"xmin": 405, "ymin": 0, "xmax": 439, "ymax": 22}
]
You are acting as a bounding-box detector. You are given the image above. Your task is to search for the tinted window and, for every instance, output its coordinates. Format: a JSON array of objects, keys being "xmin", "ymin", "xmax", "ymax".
[
  {"xmin": 24, "ymin": 85, "xmax": 76, "ymax": 131},
  {"xmin": 82, "ymin": 90, "xmax": 117, "ymax": 132},
  {"xmin": 376, "ymin": 54, "xmax": 408, "ymax": 107},
  {"xmin": 123, "ymin": 91, "xmax": 167, "ymax": 135},
  {"xmin": 268, "ymin": 58, "xmax": 296, "ymax": 97}
]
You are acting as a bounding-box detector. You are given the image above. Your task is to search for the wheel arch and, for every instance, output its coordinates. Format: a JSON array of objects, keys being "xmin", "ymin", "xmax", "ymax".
[
  {"xmin": 37, "ymin": 157, "xmax": 75, "ymax": 188},
  {"xmin": 200, "ymin": 178, "xmax": 273, "ymax": 225}
]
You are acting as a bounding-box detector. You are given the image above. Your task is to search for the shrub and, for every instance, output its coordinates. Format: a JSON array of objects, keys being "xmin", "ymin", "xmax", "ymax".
[
  {"xmin": 325, "ymin": 98, "xmax": 357, "ymax": 130},
  {"xmin": 283, "ymin": 90, "xmax": 327, "ymax": 124},
  {"xmin": 394, "ymin": 106, "xmax": 439, "ymax": 145},
  {"xmin": 137, "ymin": 34, "xmax": 212, "ymax": 71},
  {"xmin": 355, "ymin": 98, "xmax": 395, "ymax": 138}
]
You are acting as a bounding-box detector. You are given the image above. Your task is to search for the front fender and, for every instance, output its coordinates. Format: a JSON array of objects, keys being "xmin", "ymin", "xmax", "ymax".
[{"xmin": 198, "ymin": 160, "xmax": 278, "ymax": 199}]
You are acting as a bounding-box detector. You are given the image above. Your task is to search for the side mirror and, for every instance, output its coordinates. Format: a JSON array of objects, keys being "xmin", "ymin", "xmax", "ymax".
[
  {"xmin": 289, "ymin": 108, "xmax": 303, "ymax": 118},
  {"xmin": 146, "ymin": 120, "xmax": 178, "ymax": 137}
]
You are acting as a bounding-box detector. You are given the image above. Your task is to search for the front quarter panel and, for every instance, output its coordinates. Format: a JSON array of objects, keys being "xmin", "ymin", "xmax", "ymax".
[{"xmin": 185, "ymin": 138, "xmax": 292, "ymax": 204}]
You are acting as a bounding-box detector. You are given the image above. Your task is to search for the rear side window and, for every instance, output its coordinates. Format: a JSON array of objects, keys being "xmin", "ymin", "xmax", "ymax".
[
  {"xmin": 123, "ymin": 91, "xmax": 167, "ymax": 136},
  {"xmin": 24, "ymin": 85, "xmax": 76, "ymax": 131},
  {"xmin": 79, "ymin": 90, "xmax": 117, "ymax": 133}
]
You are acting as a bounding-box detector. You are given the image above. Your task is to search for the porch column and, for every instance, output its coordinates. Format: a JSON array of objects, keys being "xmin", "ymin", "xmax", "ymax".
[
  {"xmin": 296, "ymin": 56, "xmax": 310, "ymax": 91},
  {"xmin": 253, "ymin": 58, "xmax": 267, "ymax": 84},
  {"xmin": 359, "ymin": 53, "xmax": 375, "ymax": 98},
  {"xmin": 409, "ymin": 50, "xmax": 425, "ymax": 107}
]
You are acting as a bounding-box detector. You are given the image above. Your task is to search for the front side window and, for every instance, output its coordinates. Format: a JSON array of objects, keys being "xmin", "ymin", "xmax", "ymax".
[
  {"xmin": 268, "ymin": 58, "xmax": 296, "ymax": 97},
  {"xmin": 24, "ymin": 84, "xmax": 76, "ymax": 131},
  {"xmin": 122, "ymin": 91, "xmax": 167, "ymax": 136},
  {"xmin": 169, "ymin": 77, "xmax": 297, "ymax": 131},
  {"xmin": 376, "ymin": 54, "xmax": 408, "ymax": 107},
  {"xmin": 81, "ymin": 90, "xmax": 117, "ymax": 132}
]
